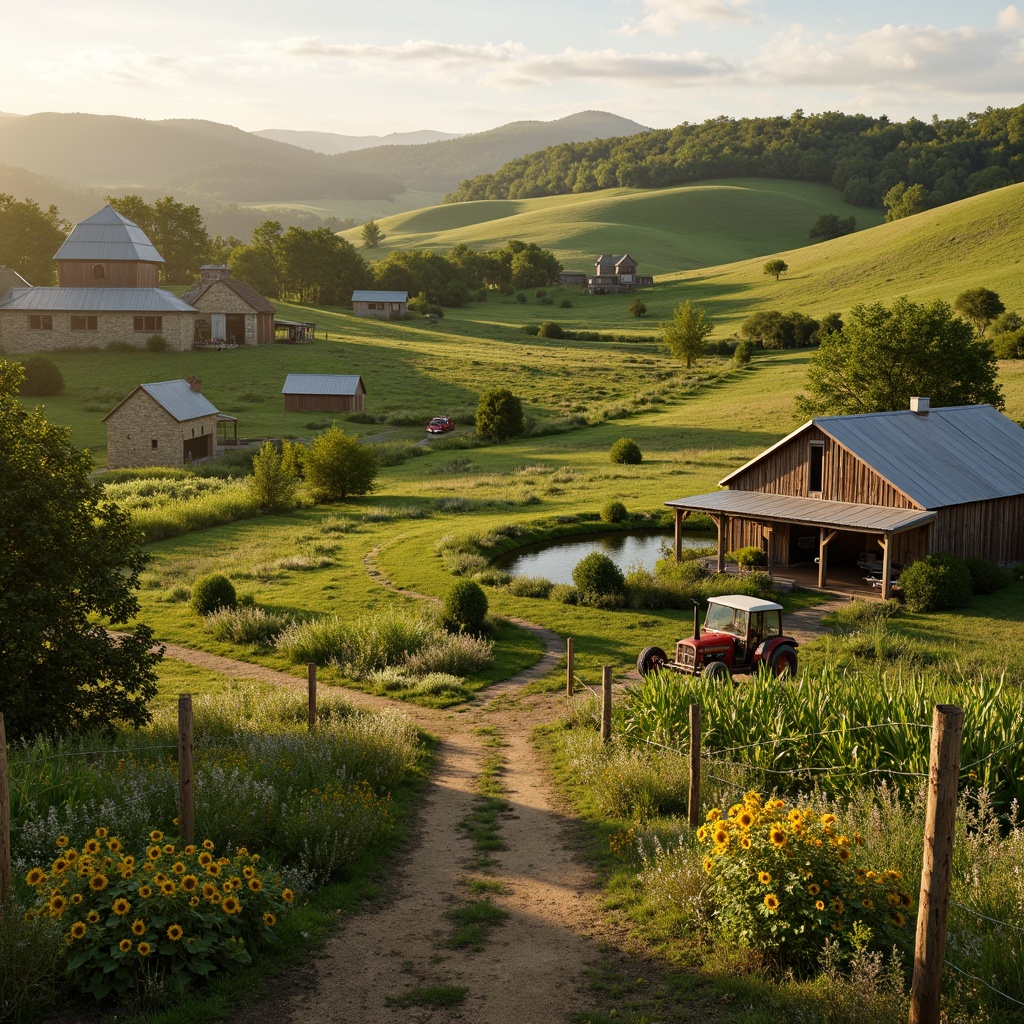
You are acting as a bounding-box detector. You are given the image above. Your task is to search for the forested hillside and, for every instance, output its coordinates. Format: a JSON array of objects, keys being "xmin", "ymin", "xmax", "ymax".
[{"xmin": 446, "ymin": 106, "xmax": 1024, "ymax": 212}]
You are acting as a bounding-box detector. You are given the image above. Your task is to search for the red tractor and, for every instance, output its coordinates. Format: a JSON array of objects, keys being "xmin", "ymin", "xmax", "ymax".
[{"xmin": 637, "ymin": 595, "xmax": 798, "ymax": 682}]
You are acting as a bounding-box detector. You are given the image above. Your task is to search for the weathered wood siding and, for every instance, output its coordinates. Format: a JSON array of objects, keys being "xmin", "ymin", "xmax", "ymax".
[
  {"xmin": 933, "ymin": 497, "xmax": 1024, "ymax": 564},
  {"xmin": 58, "ymin": 261, "xmax": 161, "ymax": 288},
  {"xmin": 283, "ymin": 391, "xmax": 365, "ymax": 413}
]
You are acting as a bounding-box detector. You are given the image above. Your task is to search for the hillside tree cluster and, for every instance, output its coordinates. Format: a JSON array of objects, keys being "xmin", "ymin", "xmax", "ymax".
[{"xmin": 446, "ymin": 105, "xmax": 1024, "ymax": 215}]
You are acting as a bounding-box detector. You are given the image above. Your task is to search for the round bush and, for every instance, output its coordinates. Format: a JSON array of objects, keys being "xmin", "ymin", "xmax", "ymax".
[
  {"xmin": 727, "ymin": 546, "xmax": 767, "ymax": 568},
  {"xmin": 961, "ymin": 556, "xmax": 1012, "ymax": 595},
  {"xmin": 610, "ymin": 438, "xmax": 642, "ymax": 465},
  {"xmin": 572, "ymin": 552, "xmax": 625, "ymax": 599},
  {"xmin": 898, "ymin": 555, "xmax": 972, "ymax": 612},
  {"xmin": 734, "ymin": 340, "xmax": 754, "ymax": 365},
  {"xmin": 441, "ymin": 579, "xmax": 489, "ymax": 633},
  {"xmin": 601, "ymin": 500, "xmax": 627, "ymax": 524},
  {"xmin": 145, "ymin": 333, "xmax": 167, "ymax": 352},
  {"xmin": 537, "ymin": 320, "xmax": 565, "ymax": 339},
  {"xmin": 190, "ymin": 573, "xmax": 238, "ymax": 616},
  {"xmin": 18, "ymin": 356, "xmax": 64, "ymax": 396}
]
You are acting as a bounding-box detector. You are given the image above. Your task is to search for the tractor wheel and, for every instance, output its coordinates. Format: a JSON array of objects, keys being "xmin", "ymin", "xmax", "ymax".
[
  {"xmin": 636, "ymin": 646, "xmax": 667, "ymax": 676},
  {"xmin": 768, "ymin": 644, "xmax": 798, "ymax": 679},
  {"xmin": 703, "ymin": 661, "xmax": 731, "ymax": 684}
]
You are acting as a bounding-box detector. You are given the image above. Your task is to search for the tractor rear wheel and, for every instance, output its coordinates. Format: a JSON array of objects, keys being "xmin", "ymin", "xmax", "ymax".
[
  {"xmin": 767, "ymin": 644, "xmax": 797, "ymax": 679},
  {"xmin": 636, "ymin": 646, "xmax": 667, "ymax": 676}
]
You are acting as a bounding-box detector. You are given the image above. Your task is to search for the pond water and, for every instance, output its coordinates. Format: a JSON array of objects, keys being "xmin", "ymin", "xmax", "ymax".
[{"xmin": 496, "ymin": 530, "xmax": 715, "ymax": 585}]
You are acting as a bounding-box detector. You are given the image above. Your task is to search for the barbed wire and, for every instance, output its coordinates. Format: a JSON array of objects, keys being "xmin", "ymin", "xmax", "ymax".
[
  {"xmin": 949, "ymin": 901, "xmax": 1024, "ymax": 937},
  {"xmin": 11, "ymin": 744, "xmax": 177, "ymax": 767},
  {"xmin": 707, "ymin": 721, "xmax": 935, "ymax": 758},
  {"xmin": 943, "ymin": 959, "xmax": 1024, "ymax": 1007},
  {"xmin": 960, "ymin": 742, "xmax": 1020, "ymax": 772}
]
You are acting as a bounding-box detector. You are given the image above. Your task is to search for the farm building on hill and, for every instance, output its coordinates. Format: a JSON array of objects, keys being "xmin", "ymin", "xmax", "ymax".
[
  {"xmin": 282, "ymin": 373, "xmax": 366, "ymax": 413},
  {"xmin": 665, "ymin": 399, "xmax": 1024, "ymax": 599},
  {"xmin": 351, "ymin": 290, "xmax": 407, "ymax": 319},
  {"xmin": 181, "ymin": 265, "xmax": 276, "ymax": 347},
  {"xmin": 557, "ymin": 255, "xmax": 654, "ymax": 293},
  {"xmin": 104, "ymin": 377, "xmax": 226, "ymax": 469}
]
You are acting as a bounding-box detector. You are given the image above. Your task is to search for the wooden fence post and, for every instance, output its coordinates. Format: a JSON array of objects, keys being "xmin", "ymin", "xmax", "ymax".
[
  {"xmin": 566, "ymin": 638, "xmax": 574, "ymax": 697},
  {"xmin": 601, "ymin": 666, "xmax": 612, "ymax": 742},
  {"xmin": 178, "ymin": 695, "xmax": 195, "ymax": 845},
  {"xmin": 0, "ymin": 713, "xmax": 10, "ymax": 907},
  {"xmin": 909, "ymin": 704, "xmax": 964, "ymax": 1024},
  {"xmin": 688, "ymin": 703, "xmax": 702, "ymax": 831},
  {"xmin": 307, "ymin": 663, "xmax": 317, "ymax": 730}
]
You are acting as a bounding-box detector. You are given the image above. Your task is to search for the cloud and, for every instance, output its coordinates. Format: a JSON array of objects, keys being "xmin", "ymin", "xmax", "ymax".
[
  {"xmin": 619, "ymin": 0, "xmax": 759, "ymax": 35},
  {"xmin": 281, "ymin": 37, "xmax": 526, "ymax": 68},
  {"xmin": 997, "ymin": 5, "xmax": 1024, "ymax": 30},
  {"xmin": 28, "ymin": 47, "xmax": 199, "ymax": 87}
]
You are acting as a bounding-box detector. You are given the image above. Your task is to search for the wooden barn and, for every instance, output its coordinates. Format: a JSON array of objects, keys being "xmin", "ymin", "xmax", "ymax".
[
  {"xmin": 181, "ymin": 265, "xmax": 276, "ymax": 346},
  {"xmin": 104, "ymin": 377, "xmax": 221, "ymax": 470},
  {"xmin": 282, "ymin": 373, "xmax": 366, "ymax": 413},
  {"xmin": 351, "ymin": 290, "xmax": 407, "ymax": 319},
  {"xmin": 665, "ymin": 399, "xmax": 1024, "ymax": 599}
]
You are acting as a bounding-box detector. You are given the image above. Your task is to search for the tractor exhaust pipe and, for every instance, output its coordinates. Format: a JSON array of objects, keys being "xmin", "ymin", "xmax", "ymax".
[{"xmin": 693, "ymin": 602, "xmax": 701, "ymax": 641}]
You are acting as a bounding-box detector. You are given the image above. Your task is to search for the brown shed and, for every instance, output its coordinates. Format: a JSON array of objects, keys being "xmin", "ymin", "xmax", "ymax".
[
  {"xmin": 181, "ymin": 265, "xmax": 276, "ymax": 346},
  {"xmin": 282, "ymin": 373, "xmax": 366, "ymax": 413},
  {"xmin": 103, "ymin": 377, "xmax": 221, "ymax": 469},
  {"xmin": 351, "ymin": 290, "xmax": 407, "ymax": 319},
  {"xmin": 664, "ymin": 400, "xmax": 1024, "ymax": 598}
]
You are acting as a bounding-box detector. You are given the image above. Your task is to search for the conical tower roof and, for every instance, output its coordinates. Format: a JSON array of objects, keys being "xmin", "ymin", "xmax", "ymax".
[{"xmin": 53, "ymin": 204, "xmax": 164, "ymax": 263}]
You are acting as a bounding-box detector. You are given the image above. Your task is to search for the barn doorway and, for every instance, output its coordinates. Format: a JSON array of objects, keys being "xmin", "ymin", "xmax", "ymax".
[{"xmin": 183, "ymin": 435, "xmax": 213, "ymax": 462}]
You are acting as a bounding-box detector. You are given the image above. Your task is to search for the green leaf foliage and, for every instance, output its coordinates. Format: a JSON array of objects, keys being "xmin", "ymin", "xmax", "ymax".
[
  {"xmin": 898, "ymin": 555, "xmax": 972, "ymax": 612},
  {"xmin": 572, "ymin": 551, "xmax": 625, "ymax": 599},
  {"xmin": 441, "ymin": 579, "xmax": 489, "ymax": 634},
  {"xmin": 661, "ymin": 300, "xmax": 713, "ymax": 368},
  {"xmin": 474, "ymin": 388, "xmax": 525, "ymax": 443},
  {"xmin": 609, "ymin": 437, "xmax": 642, "ymax": 464},
  {"xmin": 17, "ymin": 355, "xmax": 64, "ymax": 396},
  {"xmin": 190, "ymin": 574, "xmax": 238, "ymax": 616},
  {"xmin": 303, "ymin": 426, "xmax": 378, "ymax": 501}
]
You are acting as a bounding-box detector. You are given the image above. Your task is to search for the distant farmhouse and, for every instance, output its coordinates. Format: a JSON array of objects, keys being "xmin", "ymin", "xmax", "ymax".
[
  {"xmin": 558, "ymin": 254, "xmax": 654, "ymax": 294},
  {"xmin": 0, "ymin": 206, "xmax": 280, "ymax": 354},
  {"xmin": 665, "ymin": 400, "xmax": 1024, "ymax": 600},
  {"xmin": 282, "ymin": 373, "xmax": 366, "ymax": 413},
  {"xmin": 351, "ymin": 290, "xmax": 408, "ymax": 319},
  {"xmin": 103, "ymin": 376, "xmax": 236, "ymax": 470}
]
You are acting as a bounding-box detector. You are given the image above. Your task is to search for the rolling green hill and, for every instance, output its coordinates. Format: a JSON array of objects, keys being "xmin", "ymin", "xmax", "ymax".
[{"xmin": 342, "ymin": 179, "xmax": 881, "ymax": 274}]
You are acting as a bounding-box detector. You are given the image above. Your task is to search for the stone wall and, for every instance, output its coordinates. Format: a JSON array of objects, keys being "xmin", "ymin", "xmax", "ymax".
[
  {"xmin": 105, "ymin": 391, "xmax": 218, "ymax": 469},
  {"xmin": 0, "ymin": 310, "xmax": 196, "ymax": 355}
]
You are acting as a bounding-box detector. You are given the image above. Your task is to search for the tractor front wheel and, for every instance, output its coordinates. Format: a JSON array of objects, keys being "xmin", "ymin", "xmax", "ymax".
[
  {"xmin": 703, "ymin": 661, "xmax": 731, "ymax": 684},
  {"xmin": 636, "ymin": 646, "xmax": 667, "ymax": 676}
]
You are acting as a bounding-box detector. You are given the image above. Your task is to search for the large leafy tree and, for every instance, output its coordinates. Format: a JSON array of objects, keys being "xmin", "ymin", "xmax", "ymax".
[
  {"xmin": 796, "ymin": 297, "xmax": 1004, "ymax": 417},
  {"xmin": 953, "ymin": 288, "xmax": 1005, "ymax": 337},
  {"xmin": 303, "ymin": 427, "xmax": 378, "ymax": 501},
  {"xmin": 0, "ymin": 194, "xmax": 70, "ymax": 284},
  {"xmin": 280, "ymin": 227, "xmax": 370, "ymax": 305},
  {"xmin": 661, "ymin": 300, "xmax": 713, "ymax": 368},
  {"xmin": 107, "ymin": 194, "xmax": 212, "ymax": 282},
  {"xmin": 475, "ymin": 388, "xmax": 525, "ymax": 443},
  {"xmin": 0, "ymin": 361, "xmax": 162, "ymax": 739}
]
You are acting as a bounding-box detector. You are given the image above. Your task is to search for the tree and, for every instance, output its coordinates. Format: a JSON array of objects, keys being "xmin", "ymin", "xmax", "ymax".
[
  {"xmin": 628, "ymin": 299, "xmax": 647, "ymax": 318},
  {"xmin": 796, "ymin": 297, "xmax": 1004, "ymax": 417},
  {"xmin": 303, "ymin": 426, "xmax": 378, "ymax": 501},
  {"xmin": 953, "ymin": 288, "xmax": 1005, "ymax": 337},
  {"xmin": 108, "ymin": 195, "xmax": 211, "ymax": 282},
  {"xmin": 763, "ymin": 259, "xmax": 789, "ymax": 281},
  {"xmin": 661, "ymin": 300, "xmax": 713, "ymax": 368},
  {"xmin": 883, "ymin": 182, "xmax": 928, "ymax": 221},
  {"xmin": 280, "ymin": 227, "xmax": 370, "ymax": 305},
  {"xmin": 0, "ymin": 194, "xmax": 70, "ymax": 284},
  {"xmin": 0, "ymin": 360, "xmax": 162, "ymax": 738},
  {"xmin": 361, "ymin": 220, "xmax": 386, "ymax": 249},
  {"xmin": 247, "ymin": 439, "xmax": 300, "ymax": 512},
  {"xmin": 809, "ymin": 214, "xmax": 856, "ymax": 241},
  {"xmin": 475, "ymin": 388, "xmax": 525, "ymax": 443}
]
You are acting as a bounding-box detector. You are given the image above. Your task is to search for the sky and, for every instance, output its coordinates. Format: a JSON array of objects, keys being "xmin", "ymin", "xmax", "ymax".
[{"xmin": 2, "ymin": 1, "xmax": 1022, "ymax": 136}]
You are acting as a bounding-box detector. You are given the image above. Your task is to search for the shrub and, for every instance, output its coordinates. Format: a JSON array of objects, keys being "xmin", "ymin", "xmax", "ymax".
[
  {"xmin": 601, "ymin": 500, "xmax": 628, "ymax": 523},
  {"xmin": 18, "ymin": 356, "xmax": 64, "ymax": 396},
  {"xmin": 304, "ymin": 425, "xmax": 378, "ymax": 501},
  {"xmin": 961, "ymin": 556, "xmax": 1012, "ymax": 595},
  {"xmin": 441, "ymin": 579, "xmax": 489, "ymax": 634},
  {"xmin": 560, "ymin": 299, "xmax": 573, "ymax": 309},
  {"xmin": 515, "ymin": 292, "xmax": 527, "ymax": 303},
  {"xmin": 145, "ymin": 333, "xmax": 167, "ymax": 352},
  {"xmin": 204, "ymin": 604, "xmax": 293, "ymax": 645},
  {"xmin": 628, "ymin": 299, "xmax": 647, "ymax": 318},
  {"xmin": 537, "ymin": 320, "xmax": 564, "ymax": 339},
  {"xmin": 506, "ymin": 575, "xmax": 554, "ymax": 598},
  {"xmin": 572, "ymin": 552, "xmax": 625, "ymax": 600},
  {"xmin": 475, "ymin": 388, "xmax": 525, "ymax": 443},
  {"xmin": 728, "ymin": 546, "xmax": 767, "ymax": 568},
  {"xmin": 404, "ymin": 631, "xmax": 494, "ymax": 675},
  {"xmin": 247, "ymin": 439, "xmax": 300, "ymax": 512},
  {"xmin": 898, "ymin": 554, "xmax": 972, "ymax": 611},
  {"xmin": 609, "ymin": 437, "xmax": 643, "ymax": 465},
  {"xmin": 535, "ymin": 290, "xmax": 547, "ymax": 298},
  {"xmin": 734, "ymin": 339, "xmax": 754, "ymax": 365},
  {"xmin": 549, "ymin": 584, "xmax": 579, "ymax": 604},
  {"xmin": 191, "ymin": 573, "xmax": 237, "ymax": 615}
]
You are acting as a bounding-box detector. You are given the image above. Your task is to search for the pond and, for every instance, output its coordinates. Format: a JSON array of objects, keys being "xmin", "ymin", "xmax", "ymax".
[{"xmin": 495, "ymin": 530, "xmax": 715, "ymax": 585}]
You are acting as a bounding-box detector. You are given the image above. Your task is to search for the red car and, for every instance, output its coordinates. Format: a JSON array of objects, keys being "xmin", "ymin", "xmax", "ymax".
[{"xmin": 426, "ymin": 416, "xmax": 454, "ymax": 433}]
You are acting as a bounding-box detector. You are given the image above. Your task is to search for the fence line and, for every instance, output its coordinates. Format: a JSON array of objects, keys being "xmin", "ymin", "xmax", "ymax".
[
  {"xmin": 942, "ymin": 959, "xmax": 1024, "ymax": 1008},
  {"xmin": 12, "ymin": 744, "xmax": 178, "ymax": 767},
  {"xmin": 708, "ymin": 720, "xmax": 936, "ymax": 758},
  {"xmin": 948, "ymin": 901, "xmax": 1024, "ymax": 937}
]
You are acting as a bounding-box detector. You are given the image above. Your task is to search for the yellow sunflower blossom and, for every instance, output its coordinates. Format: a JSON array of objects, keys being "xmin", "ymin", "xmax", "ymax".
[
  {"xmin": 758, "ymin": 872, "xmax": 772, "ymax": 885},
  {"xmin": 166, "ymin": 924, "xmax": 183, "ymax": 941},
  {"xmin": 26, "ymin": 868, "xmax": 46, "ymax": 887},
  {"xmin": 263, "ymin": 912, "xmax": 276, "ymax": 927},
  {"xmin": 138, "ymin": 942, "xmax": 151, "ymax": 956},
  {"xmin": 56, "ymin": 836, "xmax": 69, "ymax": 847},
  {"xmin": 112, "ymin": 898, "xmax": 131, "ymax": 916},
  {"xmin": 764, "ymin": 894, "xmax": 779, "ymax": 912},
  {"xmin": 118, "ymin": 938, "xmax": 132, "ymax": 953},
  {"xmin": 70, "ymin": 921, "xmax": 87, "ymax": 940},
  {"xmin": 132, "ymin": 919, "xmax": 146, "ymax": 936}
]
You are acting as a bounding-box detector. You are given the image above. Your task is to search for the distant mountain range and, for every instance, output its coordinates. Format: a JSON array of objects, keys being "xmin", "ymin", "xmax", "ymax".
[{"xmin": 254, "ymin": 127, "xmax": 463, "ymax": 154}]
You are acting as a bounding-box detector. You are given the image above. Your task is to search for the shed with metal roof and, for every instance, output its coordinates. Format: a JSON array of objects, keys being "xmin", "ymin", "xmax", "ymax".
[
  {"xmin": 281, "ymin": 373, "xmax": 366, "ymax": 414},
  {"xmin": 665, "ymin": 399, "xmax": 1024, "ymax": 598},
  {"xmin": 351, "ymin": 290, "xmax": 407, "ymax": 320},
  {"xmin": 54, "ymin": 205, "xmax": 165, "ymax": 289}
]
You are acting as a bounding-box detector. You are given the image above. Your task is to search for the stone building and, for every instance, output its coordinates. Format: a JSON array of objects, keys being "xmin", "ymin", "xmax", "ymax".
[{"xmin": 181, "ymin": 265, "xmax": 276, "ymax": 346}]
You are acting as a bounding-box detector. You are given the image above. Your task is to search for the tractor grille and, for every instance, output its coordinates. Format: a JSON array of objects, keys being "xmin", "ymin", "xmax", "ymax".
[{"xmin": 677, "ymin": 643, "xmax": 696, "ymax": 671}]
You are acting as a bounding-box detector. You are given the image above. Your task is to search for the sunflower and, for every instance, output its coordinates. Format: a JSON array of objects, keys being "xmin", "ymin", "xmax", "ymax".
[
  {"xmin": 243, "ymin": 866, "xmax": 255, "ymax": 879},
  {"xmin": 147, "ymin": 846, "xmax": 161, "ymax": 861},
  {"xmin": 892, "ymin": 912, "xmax": 906, "ymax": 927},
  {"xmin": 166, "ymin": 924, "xmax": 183, "ymax": 941},
  {"xmin": 53, "ymin": 857, "xmax": 70, "ymax": 873},
  {"xmin": 66, "ymin": 850, "xmax": 78, "ymax": 863},
  {"xmin": 202, "ymin": 883, "xmax": 218, "ymax": 899},
  {"xmin": 702, "ymin": 857, "xmax": 714, "ymax": 874},
  {"xmin": 740, "ymin": 836, "xmax": 752, "ymax": 850},
  {"xmin": 138, "ymin": 942, "xmax": 151, "ymax": 956},
  {"xmin": 862, "ymin": 898, "xmax": 874, "ymax": 910},
  {"xmin": 770, "ymin": 828, "xmax": 786, "ymax": 848},
  {"xmin": 713, "ymin": 828, "xmax": 729, "ymax": 848},
  {"xmin": 222, "ymin": 897, "xmax": 241, "ymax": 915},
  {"xmin": 198, "ymin": 852, "xmax": 213, "ymax": 866},
  {"xmin": 149, "ymin": 830, "xmax": 164, "ymax": 842},
  {"xmin": 218, "ymin": 857, "xmax": 230, "ymax": 866},
  {"xmin": 282, "ymin": 889, "xmax": 294, "ymax": 903},
  {"xmin": 222, "ymin": 881, "xmax": 234, "ymax": 893},
  {"xmin": 900, "ymin": 893, "xmax": 912, "ymax": 908},
  {"xmin": 112, "ymin": 898, "xmax": 131, "ymax": 916},
  {"xmin": 206, "ymin": 863, "xmax": 221, "ymax": 877},
  {"xmin": 758, "ymin": 871, "xmax": 772, "ymax": 885},
  {"xmin": 808, "ymin": 883, "xmax": 820, "ymax": 896},
  {"xmin": 821, "ymin": 814, "xmax": 837, "ymax": 827},
  {"xmin": 695, "ymin": 826, "xmax": 708, "ymax": 842},
  {"xmin": 738, "ymin": 811, "xmax": 753, "ymax": 828},
  {"xmin": 163, "ymin": 844, "xmax": 175, "ymax": 855},
  {"xmin": 86, "ymin": 910, "xmax": 100, "ymax": 924},
  {"xmin": 161, "ymin": 880, "xmax": 176, "ymax": 896},
  {"xmin": 831, "ymin": 898, "xmax": 845, "ymax": 913},
  {"xmin": 71, "ymin": 893, "xmax": 83, "ymax": 905},
  {"xmin": 119, "ymin": 938, "xmax": 132, "ymax": 952},
  {"xmin": 202, "ymin": 839, "xmax": 215, "ymax": 851},
  {"xmin": 49, "ymin": 894, "xmax": 67, "ymax": 914},
  {"xmin": 26, "ymin": 868, "xmax": 46, "ymax": 886},
  {"xmin": 815, "ymin": 900, "xmax": 826, "ymax": 911},
  {"xmin": 172, "ymin": 861, "xmax": 186, "ymax": 875},
  {"xmin": 95, "ymin": 827, "xmax": 108, "ymax": 839},
  {"xmin": 263, "ymin": 912, "xmax": 277, "ymax": 927},
  {"xmin": 83, "ymin": 839, "xmax": 100, "ymax": 855},
  {"xmin": 56, "ymin": 836, "xmax": 69, "ymax": 848},
  {"xmin": 190, "ymin": 896, "xmax": 200, "ymax": 907},
  {"xmin": 107, "ymin": 838, "xmax": 121, "ymax": 853},
  {"xmin": 89, "ymin": 874, "xmax": 109, "ymax": 892},
  {"xmin": 248, "ymin": 878, "xmax": 263, "ymax": 892},
  {"xmin": 181, "ymin": 874, "xmax": 199, "ymax": 892},
  {"xmin": 837, "ymin": 847, "xmax": 852, "ymax": 862},
  {"xmin": 764, "ymin": 894, "xmax": 780, "ymax": 912},
  {"xmin": 138, "ymin": 885, "xmax": 153, "ymax": 898},
  {"xmin": 236, "ymin": 846, "xmax": 249, "ymax": 857},
  {"xmin": 70, "ymin": 921, "xmax": 87, "ymax": 939},
  {"xmin": 184, "ymin": 844, "xmax": 197, "ymax": 855},
  {"xmin": 132, "ymin": 919, "xmax": 146, "ymax": 936},
  {"xmin": 887, "ymin": 892, "xmax": 901, "ymax": 906}
]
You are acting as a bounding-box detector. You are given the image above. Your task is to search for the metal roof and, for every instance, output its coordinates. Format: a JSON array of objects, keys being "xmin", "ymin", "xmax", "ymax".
[
  {"xmin": 721, "ymin": 405, "xmax": 1024, "ymax": 509},
  {"xmin": 666, "ymin": 491, "xmax": 937, "ymax": 535},
  {"xmin": 0, "ymin": 287, "xmax": 195, "ymax": 312},
  {"xmin": 53, "ymin": 205, "xmax": 165, "ymax": 263},
  {"xmin": 705, "ymin": 595, "xmax": 783, "ymax": 613},
  {"xmin": 138, "ymin": 381, "xmax": 219, "ymax": 421},
  {"xmin": 281, "ymin": 373, "xmax": 365, "ymax": 396},
  {"xmin": 351, "ymin": 290, "xmax": 407, "ymax": 303}
]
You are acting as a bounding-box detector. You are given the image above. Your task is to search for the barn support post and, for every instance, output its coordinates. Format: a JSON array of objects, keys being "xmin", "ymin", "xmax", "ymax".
[
  {"xmin": 881, "ymin": 534, "xmax": 894, "ymax": 600},
  {"xmin": 673, "ymin": 509, "xmax": 690, "ymax": 562},
  {"xmin": 714, "ymin": 516, "xmax": 728, "ymax": 573},
  {"xmin": 817, "ymin": 529, "xmax": 838, "ymax": 588},
  {"xmin": 763, "ymin": 525, "xmax": 775, "ymax": 567}
]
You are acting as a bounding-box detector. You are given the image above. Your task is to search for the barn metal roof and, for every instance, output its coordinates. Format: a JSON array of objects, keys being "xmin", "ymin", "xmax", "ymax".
[
  {"xmin": 351, "ymin": 290, "xmax": 408, "ymax": 303},
  {"xmin": 140, "ymin": 381, "xmax": 218, "ymax": 421},
  {"xmin": 0, "ymin": 287, "xmax": 195, "ymax": 312},
  {"xmin": 53, "ymin": 205, "xmax": 165, "ymax": 263},
  {"xmin": 666, "ymin": 491, "xmax": 937, "ymax": 535},
  {"xmin": 281, "ymin": 373, "xmax": 365, "ymax": 396},
  {"xmin": 720, "ymin": 405, "xmax": 1024, "ymax": 509}
]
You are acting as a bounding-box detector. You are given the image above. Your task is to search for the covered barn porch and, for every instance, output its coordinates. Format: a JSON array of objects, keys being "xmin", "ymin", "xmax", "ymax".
[{"xmin": 667, "ymin": 491, "xmax": 937, "ymax": 601}]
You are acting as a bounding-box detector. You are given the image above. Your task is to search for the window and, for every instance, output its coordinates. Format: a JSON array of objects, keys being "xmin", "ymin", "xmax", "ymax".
[
  {"xmin": 809, "ymin": 442, "xmax": 824, "ymax": 493},
  {"xmin": 134, "ymin": 316, "xmax": 163, "ymax": 332},
  {"xmin": 93, "ymin": 264, "xmax": 105, "ymax": 280},
  {"xmin": 151, "ymin": 440, "xmax": 158, "ymax": 449},
  {"xmin": 368, "ymin": 302, "xmax": 385, "ymax": 310},
  {"xmin": 28, "ymin": 315, "xmax": 53, "ymax": 330},
  {"xmin": 70, "ymin": 315, "xmax": 98, "ymax": 331}
]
